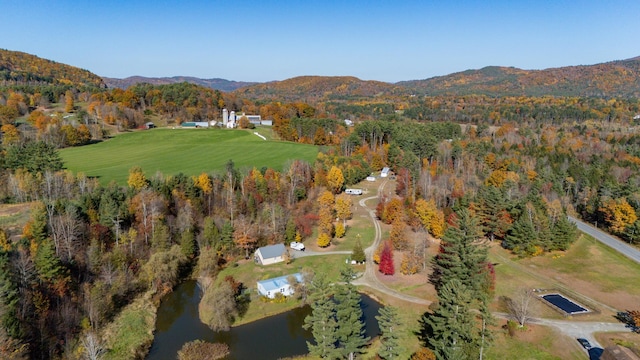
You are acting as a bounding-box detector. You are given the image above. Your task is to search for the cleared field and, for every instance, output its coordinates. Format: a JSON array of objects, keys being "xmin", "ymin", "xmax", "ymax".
[{"xmin": 60, "ymin": 128, "xmax": 318, "ymax": 184}]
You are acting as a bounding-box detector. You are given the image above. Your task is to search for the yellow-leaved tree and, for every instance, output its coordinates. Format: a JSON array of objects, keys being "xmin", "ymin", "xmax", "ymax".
[
  {"xmin": 600, "ymin": 197, "xmax": 638, "ymax": 234},
  {"xmin": 334, "ymin": 193, "xmax": 353, "ymax": 228},
  {"xmin": 318, "ymin": 190, "xmax": 335, "ymax": 236},
  {"xmin": 64, "ymin": 90, "xmax": 74, "ymax": 112},
  {"xmin": 127, "ymin": 166, "xmax": 148, "ymax": 191},
  {"xmin": 414, "ymin": 198, "xmax": 446, "ymax": 239},
  {"xmin": 317, "ymin": 232, "xmax": 331, "ymax": 248},
  {"xmin": 326, "ymin": 166, "xmax": 344, "ymax": 194}
]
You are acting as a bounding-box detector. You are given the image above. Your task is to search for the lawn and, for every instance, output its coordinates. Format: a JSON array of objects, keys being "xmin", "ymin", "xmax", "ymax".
[
  {"xmin": 212, "ymin": 253, "xmax": 351, "ymax": 327},
  {"xmin": 60, "ymin": 128, "xmax": 318, "ymax": 184},
  {"xmin": 489, "ymin": 232, "xmax": 640, "ymax": 322},
  {"xmin": 484, "ymin": 324, "xmax": 584, "ymax": 360}
]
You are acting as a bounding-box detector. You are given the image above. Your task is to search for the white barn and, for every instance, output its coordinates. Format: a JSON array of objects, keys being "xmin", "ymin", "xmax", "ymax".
[
  {"xmin": 257, "ymin": 273, "xmax": 303, "ymax": 298},
  {"xmin": 254, "ymin": 244, "xmax": 286, "ymax": 265},
  {"xmin": 381, "ymin": 167, "xmax": 390, "ymax": 177}
]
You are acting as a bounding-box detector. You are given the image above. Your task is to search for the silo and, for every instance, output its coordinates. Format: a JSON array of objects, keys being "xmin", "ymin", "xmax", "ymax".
[{"xmin": 222, "ymin": 109, "xmax": 229, "ymax": 125}]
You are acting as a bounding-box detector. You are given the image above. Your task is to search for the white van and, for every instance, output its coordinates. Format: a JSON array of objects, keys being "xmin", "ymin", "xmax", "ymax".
[{"xmin": 345, "ymin": 189, "xmax": 363, "ymax": 195}]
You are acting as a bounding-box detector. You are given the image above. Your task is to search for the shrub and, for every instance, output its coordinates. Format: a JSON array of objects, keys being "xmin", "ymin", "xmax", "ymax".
[{"xmin": 178, "ymin": 340, "xmax": 230, "ymax": 360}]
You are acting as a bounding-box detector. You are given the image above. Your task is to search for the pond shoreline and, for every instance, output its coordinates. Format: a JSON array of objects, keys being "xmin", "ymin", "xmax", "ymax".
[{"xmin": 146, "ymin": 279, "xmax": 382, "ymax": 360}]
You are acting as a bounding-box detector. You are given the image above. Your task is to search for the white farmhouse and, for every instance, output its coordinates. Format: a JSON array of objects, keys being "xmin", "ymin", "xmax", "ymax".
[
  {"xmin": 257, "ymin": 273, "xmax": 303, "ymax": 299},
  {"xmin": 254, "ymin": 243, "xmax": 286, "ymax": 265}
]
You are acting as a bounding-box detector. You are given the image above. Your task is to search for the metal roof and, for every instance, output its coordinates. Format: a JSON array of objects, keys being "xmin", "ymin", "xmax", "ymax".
[
  {"xmin": 257, "ymin": 273, "xmax": 303, "ymax": 292},
  {"xmin": 257, "ymin": 243, "xmax": 285, "ymax": 259}
]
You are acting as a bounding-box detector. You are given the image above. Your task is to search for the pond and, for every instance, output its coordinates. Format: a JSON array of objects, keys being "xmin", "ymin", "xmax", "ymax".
[{"xmin": 146, "ymin": 280, "xmax": 382, "ymax": 360}]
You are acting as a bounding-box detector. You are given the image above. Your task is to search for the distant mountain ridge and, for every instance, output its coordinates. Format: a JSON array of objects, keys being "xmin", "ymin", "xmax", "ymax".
[
  {"xmin": 397, "ymin": 57, "xmax": 640, "ymax": 98},
  {"xmin": 3, "ymin": 48, "xmax": 640, "ymax": 99},
  {"xmin": 102, "ymin": 76, "xmax": 258, "ymax": 92},
  {"xmin": 232, "ymin": 75, "xmax": 404, "ymax": 102}
]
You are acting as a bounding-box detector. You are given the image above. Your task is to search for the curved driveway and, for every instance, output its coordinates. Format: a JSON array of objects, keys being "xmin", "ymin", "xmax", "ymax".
[{"xmin": 351, "ymin": 180, "xmax": 431, "ymax": 305}]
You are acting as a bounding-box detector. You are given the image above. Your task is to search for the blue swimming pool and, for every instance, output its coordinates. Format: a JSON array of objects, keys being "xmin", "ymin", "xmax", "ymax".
[{"xmin": 541, "ymin": 294, "xmax": 589, "ymax": 315}]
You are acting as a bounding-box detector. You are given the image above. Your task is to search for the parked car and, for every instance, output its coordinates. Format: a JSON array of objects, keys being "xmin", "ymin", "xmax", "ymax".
[
  {"xmin": 576, "ymin": 338, "xmax": 592, "ymax": 350},
  {"xmin": 290, "ymin": 242, "xmax": 305, "ymax": 251},
  {"xmin": 366, "ymin": 176, "xmax": 376, "ymax": 182}
]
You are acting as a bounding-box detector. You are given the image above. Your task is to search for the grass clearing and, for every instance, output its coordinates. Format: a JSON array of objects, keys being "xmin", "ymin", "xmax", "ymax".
[
  {"xmin": 102, "ymin": 292, "xmax": 157, "ymax": 360},
  {"xmin": 484, "ymin": 324, "xmax": 584, "ymax": 360},
  {"xmin": 490, "ymin": 232, "xmax": 640, "ymax": 314},
  {"xmin": 211, "ymin": 253, "xmax": 351, "ymax": 327},
  {"xmin": 60, "ymin": 128, "xmax": 318, "ymax": 184}
]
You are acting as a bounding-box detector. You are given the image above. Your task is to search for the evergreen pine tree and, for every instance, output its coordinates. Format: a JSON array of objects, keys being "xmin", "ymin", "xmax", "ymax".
[
  {"xmin": 504, "ymin": 212, "xmax": 538, "ymax": 256},
  {"xmin": 477, "ymin": 185, "xmax": 511, "ymax": 241},
  {"xmin": 285, "ymin": 218, "xmax": 297, "ymax": 243},
  {"xmin": 419, "ymin": 279, "xmax": 478, "ymax": 360},
  {"xmin": 179, "ymin": 230, "xmax": 196, "ymax": 258},
  {"xmin": 430, "ymin": 209, "xmax": 487, "ymax": 300},
  {"xmin": 352, "ymin": 238, "xmax": 366, "ymax": 263},
  {"xmin": 334, "ymin": 281, "xmax": 369, "ymax": 359},
  {"xmin": 201, "ymin": 216, "xmax": 220, "ymax": 249},
  {"xmin": 304, "ymin": 273, "xmax": 339, "ymax": 359},
  {"xmin": 220, "ymin": 222, "xmax": 234, "ymax": 253},
  {"xmin": 376, "ymin": 305, "xmax": 403, "ymax": 359},
  {"xmin": 0, "ymin": 253, "xmax": 21, "ymax": 338},
  {"xmin": 34, "ymin": 239, "xmax": 67, "ymax": 283},
  {"xmin": 550, "ymin": 215, "xmax": 578, "ymax": 250}
]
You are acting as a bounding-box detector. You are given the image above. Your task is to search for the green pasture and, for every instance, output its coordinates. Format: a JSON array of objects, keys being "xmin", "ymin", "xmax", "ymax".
[{"xmin": 60, "ymin": 128, "xmax": 318, "ymax": 184}]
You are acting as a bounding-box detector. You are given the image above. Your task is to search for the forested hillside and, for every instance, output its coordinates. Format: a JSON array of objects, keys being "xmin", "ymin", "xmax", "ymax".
[
  {"xmin": 0, "ymin": 49, "xmax": 105, "ymax": 88},
  {"xmin": 398, "ymin": 56, "xmax": 640, "ymax": 98},
  {"xmin": 233, "ymin": 75, "xmax": 404, "ymax": 102}
]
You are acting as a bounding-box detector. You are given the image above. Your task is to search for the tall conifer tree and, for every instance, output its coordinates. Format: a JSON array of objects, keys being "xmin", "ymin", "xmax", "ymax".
[
  {"xmin": 376, "ymin": 305, "xmax": 403, "ymax": 359},
  {"xmin": 430, "ymin": 209, "xmax": 487, "ymax": 301}
]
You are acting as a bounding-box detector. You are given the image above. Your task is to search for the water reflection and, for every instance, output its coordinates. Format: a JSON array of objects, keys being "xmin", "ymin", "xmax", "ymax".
[{"xmin": 147, "ymin": 280, "xmax": 381, "ymax": 360}]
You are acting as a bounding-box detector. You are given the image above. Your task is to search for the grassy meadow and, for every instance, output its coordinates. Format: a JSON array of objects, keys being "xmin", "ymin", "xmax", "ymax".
[{"xmin": 60, "ymin": 128, "xmax": 319, "ymax": 184}]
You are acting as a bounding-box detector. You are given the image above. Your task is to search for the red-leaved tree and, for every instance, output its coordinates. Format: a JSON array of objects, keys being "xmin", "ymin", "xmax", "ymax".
[{"xmin": 379, "ymin": 241, "xmax": 395, "ymax": 275}]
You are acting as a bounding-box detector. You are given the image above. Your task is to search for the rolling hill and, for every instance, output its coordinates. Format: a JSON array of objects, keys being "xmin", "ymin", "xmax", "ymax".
[
  {"xmin": 0, "ymin": 49, "xmax": 106, "ymax": 88},
  {"xmin": 232, "ymin": 75, "xmax": 404, "ymax": 102},
  {"xmin": 397, "ymin": 57, "xmax": 640, "ymax": 98},
  {"xmin": 102, "ymin": 75, "xmax": 257, "ymax": 92},
  {"xmin": 60, "ymin": 129, "xmax": 318, "ymax": 184}
]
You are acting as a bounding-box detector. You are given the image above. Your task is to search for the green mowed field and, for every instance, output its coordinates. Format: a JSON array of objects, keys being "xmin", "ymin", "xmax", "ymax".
[{"xmin": 60, "ymin": 128, "xmax": 319, "ymax": 184}]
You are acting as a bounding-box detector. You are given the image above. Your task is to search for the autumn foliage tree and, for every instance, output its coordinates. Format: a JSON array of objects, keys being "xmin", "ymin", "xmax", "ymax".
[
  {"xmin": 334, "ymin": 193, "xmax": 353, "ymax": 228},
  {"xmin": 317, "ymin": 190, "xmax": 335, "ymax": 237},
  {"xmin": 379, "ymin": 241, "xmax": 395, "ymax": 275},
  {"xmin": 599, "ymin": 197, "xmax": 638, "ymax": 234},
  {"xmin": 127, "ymin": 166, "xmax": 148, "ymax": 190},
  {"xmin": 326, "ymin": 166, "xmax": 345, "ymax": 194},
  {"xmin": 390, "ymin": 217, "xmax": 408, "ymax": 250}
]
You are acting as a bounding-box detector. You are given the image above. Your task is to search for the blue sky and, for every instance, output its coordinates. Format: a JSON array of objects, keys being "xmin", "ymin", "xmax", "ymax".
[{"xmin": 1, "ymin": 0, "xmax": 639, "ymax": 82}]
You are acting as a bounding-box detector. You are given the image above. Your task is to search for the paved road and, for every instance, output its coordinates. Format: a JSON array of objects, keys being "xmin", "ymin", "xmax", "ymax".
[{"xmin": 568, "ymin": 216, "xmax": 640, "ymax": 264}]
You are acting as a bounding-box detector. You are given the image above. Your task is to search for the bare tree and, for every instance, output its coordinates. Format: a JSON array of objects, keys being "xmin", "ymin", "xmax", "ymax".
[
  {"xmin": 506, "ymin": 288, "xmax": 537, "ymax": 327},
  {"xmin": 81, "ymin": 332, "xmax": 105, "ymax": 360}
]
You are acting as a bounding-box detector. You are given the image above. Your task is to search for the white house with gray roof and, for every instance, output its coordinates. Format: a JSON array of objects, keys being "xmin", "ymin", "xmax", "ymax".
[
  {"xmin": 254, "ymin": 243, "xmax": 286, "ymax": 265},
  {"xmin": 257, "ymin": 273, "xmax": 303, "ymax": 298}
]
